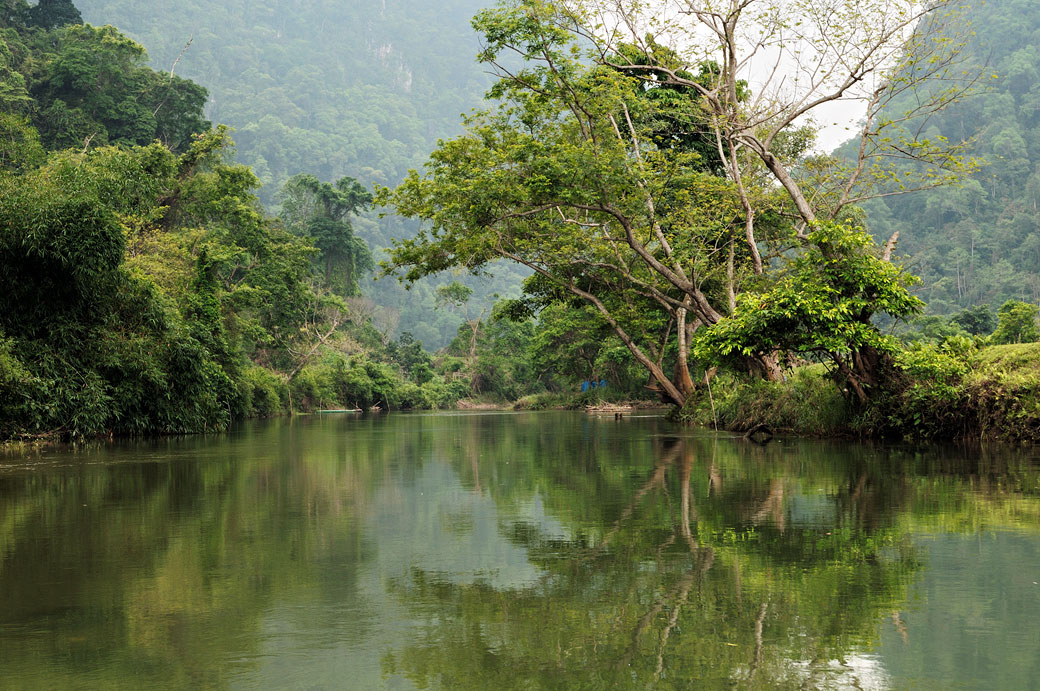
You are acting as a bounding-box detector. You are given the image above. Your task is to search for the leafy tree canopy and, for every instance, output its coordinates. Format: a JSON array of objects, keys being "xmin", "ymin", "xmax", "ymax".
[
  {"xmin": 384, "ymin": 0, "xmax": 966, "ymax": 406},
  {"xmin": 279, "ymin": 173, "xmax": 374, "ymax": 297},
  {"xmin": 991, "ymin": 300, "xmax": 1040, "ymax": 344}
]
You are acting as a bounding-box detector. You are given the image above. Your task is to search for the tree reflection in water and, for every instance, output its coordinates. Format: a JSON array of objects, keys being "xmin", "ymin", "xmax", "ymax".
[
  {"xmin": 382, "ymin": 434, "xmax": 922, "ymax": 689},
  {"xmin": 1, "ymin": 414, "xmax": 1038, "ymax": 689}
]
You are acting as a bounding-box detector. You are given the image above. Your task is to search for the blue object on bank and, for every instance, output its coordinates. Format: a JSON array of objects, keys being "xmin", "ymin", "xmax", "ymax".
[
  {"xmin": 600, "ymin": 380, "xmax": 607, "ymax": 389},
  {"xmin": 581, "ymin": 381, "xmax": 589, "ymax": 392}
]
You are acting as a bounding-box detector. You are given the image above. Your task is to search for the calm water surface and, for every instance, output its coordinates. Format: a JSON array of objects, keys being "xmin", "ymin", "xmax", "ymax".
[{"xmin": 2, "ymin": 412, "xmax": 1039, "ymax": 689}]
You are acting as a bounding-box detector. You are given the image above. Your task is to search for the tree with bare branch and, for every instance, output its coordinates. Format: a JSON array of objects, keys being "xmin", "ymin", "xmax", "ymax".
[{"xmin": 383, "ymin": 0, "xmax": 982, "ymax": 406}]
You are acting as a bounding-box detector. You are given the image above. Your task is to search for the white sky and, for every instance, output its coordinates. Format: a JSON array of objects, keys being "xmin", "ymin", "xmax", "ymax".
[{"xmin": 803, "ymin": 100, "xmax": 869, "ymax": 154}]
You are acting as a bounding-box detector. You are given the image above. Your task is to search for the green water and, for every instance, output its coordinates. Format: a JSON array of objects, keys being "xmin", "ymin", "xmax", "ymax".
[{"xmin": 1, "ymin": 412, "xmax": 1039, "ymax": 689}]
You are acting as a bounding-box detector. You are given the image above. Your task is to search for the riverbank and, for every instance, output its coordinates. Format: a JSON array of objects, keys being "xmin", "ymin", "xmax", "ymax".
[
  {"xmin": 675, "ymin": 342, "xmax": 1040, "ymax": 443},
  {"xmin": 512, "ymin": 391, "xmax": 664, "ymax": 412}
]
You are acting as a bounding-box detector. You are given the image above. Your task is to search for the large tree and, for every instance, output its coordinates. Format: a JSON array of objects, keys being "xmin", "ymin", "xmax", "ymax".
[
  {"xmin": 279, "ymin": 173, "xmax": 374, "ymax": 297},
  {"xmin": 383, "ymin": 0, "xmax": 979, "ymax": 406},
  {"xmin": 26, "ymin": 0, "xmax": 81, "ymax": 29}
]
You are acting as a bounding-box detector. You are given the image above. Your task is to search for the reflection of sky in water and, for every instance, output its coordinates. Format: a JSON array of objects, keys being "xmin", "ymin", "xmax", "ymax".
[
  {"xmin": 785, "ymin": 487, "xmax": 840, "ymax": 528},
  {"xmin": 233, "ymin": 458, "xmax": 571, "ymax": 690},
  {"xmin": 874, "ymin": 532, "xmax": 1040, "ymax": 689},
  {"xmin": 788, "ymin": 654, "xmax": 890, "ymax": 690},
  {"xmin": 366, "ymin": 460, "xmax": 556, "ymax": 590}
]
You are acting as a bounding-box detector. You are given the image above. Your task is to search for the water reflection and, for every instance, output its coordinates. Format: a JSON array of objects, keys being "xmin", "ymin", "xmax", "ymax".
[
  {"xmin": 0, "ymin": 413, "xmax": 1038, "ymax": 689},
  {"xmin": 382, "ymin": 433, "xmax": 923, "ymax": 689}
]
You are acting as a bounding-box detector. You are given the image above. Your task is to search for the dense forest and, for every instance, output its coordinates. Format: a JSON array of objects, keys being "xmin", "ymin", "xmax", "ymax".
[
  {"xmin": 0, "ymin": 0, "xmax": 639, "ymax": 440},
  {"xmin": 1, "ymin": 0, "xmax": 1039, "ymax": 442},
  {"xmin": 863, "ymin": 0, "xmax": 1040, "ymax": 315},
  {"xmin": 0, "ymin": 0, "xmax": 544, "ymax": 439},
  {"xmin": 75, "ymin": 0, "xmax": 528, "ymax": 348}
]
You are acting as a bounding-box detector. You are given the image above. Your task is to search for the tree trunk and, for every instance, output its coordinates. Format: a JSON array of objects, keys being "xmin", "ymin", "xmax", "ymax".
[
  {"xmin": 675, "ymin": 305, "xmax": 696, "ymax": 396},
  {"xmin": 467, "ymin": 319, "xmax": 479, "ymax": 362},
  {"xmin": 835, "ymin": 357, "xmax": 869, "ymax": 405},
  {"xmin": 746, "ymin": 352, "xmax": 784, "ymax": 382},
  {"xmin": 852, "ymin": 344, "xmax": 885, "ymax": 388}
]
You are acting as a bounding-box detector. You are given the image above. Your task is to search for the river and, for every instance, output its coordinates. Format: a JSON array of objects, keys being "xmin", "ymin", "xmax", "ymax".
[{"xmin": 1, "ymin": 411, "xmax": 1039, "ymax": 688}]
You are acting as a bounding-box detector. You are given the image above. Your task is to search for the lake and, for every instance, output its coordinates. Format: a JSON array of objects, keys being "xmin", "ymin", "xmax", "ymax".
[{"xmin": 2, "ymin": 411, "xmax": 1039, "ymax": 689}]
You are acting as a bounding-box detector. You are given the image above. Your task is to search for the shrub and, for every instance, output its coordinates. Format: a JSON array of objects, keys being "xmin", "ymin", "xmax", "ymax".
[{"xmin": 241, "ymin": 366, "xmax": 287, "ymax": 418}]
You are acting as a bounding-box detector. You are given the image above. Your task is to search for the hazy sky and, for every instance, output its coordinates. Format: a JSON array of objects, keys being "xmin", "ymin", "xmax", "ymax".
[{"xmin": 808, "ymin": 100, "xmax": 869, "ymax": 153}]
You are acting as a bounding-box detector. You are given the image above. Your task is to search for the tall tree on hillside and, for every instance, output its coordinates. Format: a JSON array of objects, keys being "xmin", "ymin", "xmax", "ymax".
[
  {"xmin": 279, "ymin": 174, "xmax": 373, "ymax": 297},
  {"xmin": 27, "ymin": 0, "xmax": 81, "ymax": 29},
  {"xmin": 991, "ymin": 300, "xmax": 1040, "ymax": 344},
  {"xmin": 31, "ymin": 24, "xmax": 209, "ymax": 151}
]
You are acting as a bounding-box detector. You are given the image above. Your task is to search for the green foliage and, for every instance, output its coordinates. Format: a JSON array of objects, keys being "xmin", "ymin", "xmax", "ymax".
[
  {"xmin": 239, "ymin": 365, "xmax": 288, "ymax": 418},
  {"xmin": 856, "ymin": 0, "xmax": 1040, "ymax": 316},
  {"xmin": 74, "ymin": 0, "xmax": 519, "ymax": 347},
  {"xmin": 27, "ymin": 0, "xmax": 81, "ymax": 30},
  {"xmin": 291, "ymin": 352, "xmax": 447, "ymax": 412},
  {"xmin": 28, "ymin": 23, "xmax": 210, "ymax": 151},
  {"xmin": 990, "ymin": 299, "xmax": 1040, "ymax": 344},
  {"xmin": 382, "ymin": 1, "xmax": 981, "ymax": 408},
  {"xmin": 0, "ymin": 38, "xmax": 33, "ymax": 113},
  {"xmin": 434, "ymin": 281, "xmax": 473, "ymax": 310},
  {"xmin": 381, "ymin": 5, "xmax": 771, "ymax": 405},
  {"xmin": 386, "ymin": 332, "xmax": 433, "ymax": 385},
  {"xmin": 0, "ymin": 137, "xmax": 282, "ymax": 437},
  {"xmin": 0, "ymin": 5, "xmax": 481, "ymax": 437},
  {"xmin": 900, "ymin": 315, "xmax": 969, "ymax": 345},
  {"xmin": 680, "ymin": 340, "xmax": 1040, "ymax": 443},
  {"xmin": 279, "ymin": 174, "xmax": 373, "ymax": 296},
  {"xmin": 0, "ymin": 113, "xmax": 42, "ymax": 171},
  {"xmin": 524, "ymin": 301, "xmax": 646, "ymax": 395},
  {"xmin": 0, "ymin": 110, "xmax": 355, "ymax": 436},
  {"xmin": 675, "ymin": 367, "xmax": 852, "ymax": 436},
  {"xmin": 875, "ymin": 341, "xmax": 976, "ymax": 439},
  {"xmin": 950, "ymin": 304, "xmax": 996, "ymax": 335},
  {"xmin": 696, "ymin": 223, "xmax": 923, "ymax": 373},
  {"xmin": 419, "ymin": 377, "xmax": 471, "ymax": 409}
]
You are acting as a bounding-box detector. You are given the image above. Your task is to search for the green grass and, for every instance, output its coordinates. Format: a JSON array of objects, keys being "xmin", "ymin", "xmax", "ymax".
[
  {"xmin": 975, "ymin": 342, "xmax": 1040, "ymax": 372},
  {"xmin": 676, "ymin": 343, "xmax": 1040, "ymax": 443},
  {"xmin": 963, "ymin": 342, "xmax": 1040, "ymax": 442},
  {"xmin": 675, "ymin": 366, "xmax": 852, "ymax": 436}
]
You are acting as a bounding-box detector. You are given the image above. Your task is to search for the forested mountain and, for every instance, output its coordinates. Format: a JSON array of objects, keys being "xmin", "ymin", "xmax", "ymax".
[
  {"xmin": 861, "ymin": 0, "xmax": 1040, "ymax": 314},
  {"xmin": 76, "ymin": 0, "xmax": 489, "ymax": 196},
  {"xmin": 76, "ymin": 0, "xmax": 521, "ymax": 347}
]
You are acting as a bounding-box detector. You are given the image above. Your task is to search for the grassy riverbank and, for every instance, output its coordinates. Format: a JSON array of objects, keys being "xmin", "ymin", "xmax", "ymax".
[{"xmin": 676, "ymin": 343, "xmax": 1040, "ymax": 443}]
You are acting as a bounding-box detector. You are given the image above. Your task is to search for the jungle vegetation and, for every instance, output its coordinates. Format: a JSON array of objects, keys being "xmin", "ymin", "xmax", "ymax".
[
  {"xmin": 2, "ymin": 0, "xmax": 1040, "ymax": 441},
  {"xmin": 381, "ymin": 0, "xmax": 1040, "ymax": 440},
  {"xmin": 0, "ymin": 1, "xmax": 494, "ymax": 439},
  {"xmin": 74, "ymin": 0, "xmax": 528, "ymax": 349}
]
